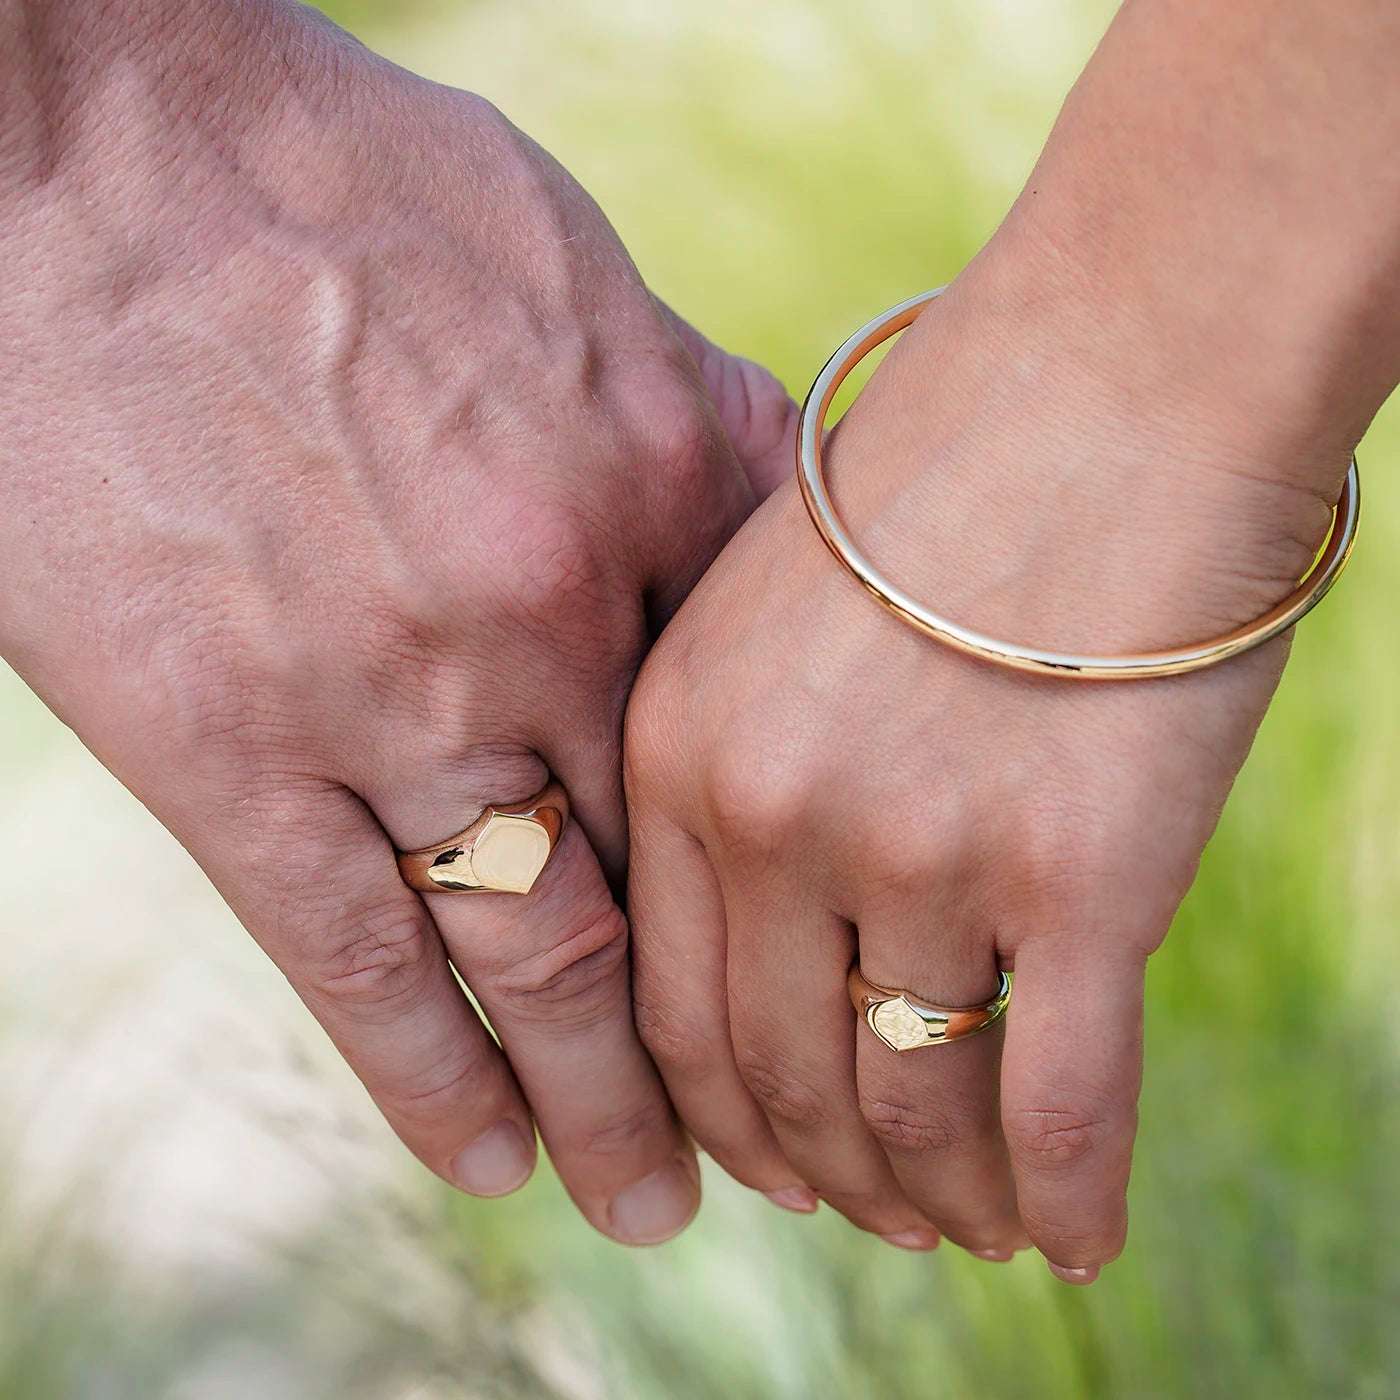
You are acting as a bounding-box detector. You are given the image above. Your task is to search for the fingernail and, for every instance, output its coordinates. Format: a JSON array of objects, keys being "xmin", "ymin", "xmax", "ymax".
[
  {"xmin": 880, "ymin": 1229, "xmax": 941, "ymax": 1252},
  {"xmin": 450, "ymin": 1121, "xmax": 533, "ymax": 1197},
  {"xmin": 1047, "ymin": 1262, "xmax": 1099, "ymax": 1285},
  {"xmin": 609, "ymin": 1160, "xmax": 700, "ymax": 1245},
  {"xmin": 971, "ymin": 1248, "xmax": 1015, "ymax": 1263},
  {"xmin": 763, "ymin": 1186, "xmax": 820, "ymax": 1214}
]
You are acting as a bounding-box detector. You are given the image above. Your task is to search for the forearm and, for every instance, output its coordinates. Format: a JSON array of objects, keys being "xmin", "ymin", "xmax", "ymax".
[{"xmin": 994, "ymin": 0, "xmax": 1400, "ymax": 490}]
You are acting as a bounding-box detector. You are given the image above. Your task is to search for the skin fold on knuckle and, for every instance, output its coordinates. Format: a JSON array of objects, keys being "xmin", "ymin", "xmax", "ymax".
[
  {"xmin": 481, "ymin": 904, "xmax": 631, "ymax": 1031},
  {"xmin": 633, "ymin": 996, "xmax": 713, "ymax": 1081},
  {"xmin": 299, "ymin": 898, "xmax": 439, "ymax": 1017},
  {"xmin": 1005, "ymin": 1101, "xmax": 1131, "ymax": 1175},
  {"xmin": 622, "ymin": 644, "xmax": 705, "ymax": 804},
  {"xmin": 380, "ymin": 1042, "xmax": 503, "ymax": 1136},
  {"xmin": 853, "ymin": 838, "xmax": 948, "ymax": 907},
  {"xmin": 858, "ymin": 1095, "xmax": 967, "ymax": 1158},
  {"xmin": 734, "ymin": 1049, "xmax": 829, "ymax": 1137},
  {"xmin": 997, "ymin": 800, "xmax": 1170, "ymax": 950},
  {"xmin": 502, "ymin": 511, "xmax": 613, "ymax": 635},
  {"xmin": 715, "ymin": 352, "xmax": 797, "ymax": 475},
  {"xmin": 562, "ymin": 1096, "xmax": 678, "ymax": 1167},
  {"xmin": 368, "ymin": 733, "xmax": 550, "ymax": 830}
]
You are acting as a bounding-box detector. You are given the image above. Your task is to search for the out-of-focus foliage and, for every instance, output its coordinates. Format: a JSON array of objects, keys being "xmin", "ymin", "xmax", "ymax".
[{"xmin": 5, "ymin": 1, "xmax": 1396, "ymax": 1396}]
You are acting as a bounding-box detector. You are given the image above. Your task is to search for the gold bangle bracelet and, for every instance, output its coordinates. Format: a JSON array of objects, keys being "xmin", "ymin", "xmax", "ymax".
[{"xmin": 796, "ymin": 287, "xmax": 1361, "ymax": 680}]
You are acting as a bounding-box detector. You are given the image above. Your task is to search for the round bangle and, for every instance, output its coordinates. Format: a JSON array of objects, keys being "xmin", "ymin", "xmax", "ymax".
[{"xmin": 796, "ymin": 287, "xmax": 1361, "ymax": 680}]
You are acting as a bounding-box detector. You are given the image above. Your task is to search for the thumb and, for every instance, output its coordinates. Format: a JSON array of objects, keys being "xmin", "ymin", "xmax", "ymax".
[{"xmin": 658, "ymin": 302, "xmax": 798, "ymax": 501}]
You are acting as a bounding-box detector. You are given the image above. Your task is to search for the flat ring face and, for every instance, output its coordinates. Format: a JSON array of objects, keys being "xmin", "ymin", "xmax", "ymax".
[
  {"xmin": 796, "ymin": 288, "xmax": 1361, "ymax": 680},
  {"xmin": 849, "ymin": 967, "xmax": 1012, "ymax": 1052},
  {"xmin": 396, "ymin": 783, "xmax": 568, "ymax": 895}
]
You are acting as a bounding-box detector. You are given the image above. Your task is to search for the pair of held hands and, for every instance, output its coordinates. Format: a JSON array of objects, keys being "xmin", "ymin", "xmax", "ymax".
[{"xmin": 1, "ymin": 12, "xmax": 1347, "ymax": 1283}]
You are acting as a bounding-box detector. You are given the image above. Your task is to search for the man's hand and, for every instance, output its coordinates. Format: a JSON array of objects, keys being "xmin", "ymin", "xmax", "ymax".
[{"xmin": 0, "ymin": 0, "xmax": 793, "ymax": 1245}]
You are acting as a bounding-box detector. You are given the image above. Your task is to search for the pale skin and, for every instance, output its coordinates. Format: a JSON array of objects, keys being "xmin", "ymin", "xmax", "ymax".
[
  {"xmin": 4, "ymin": 0, "xmax": 1398, "ymax": 1281},
  {"xmin": 625, "ymin": 0, "xmax": 1400, "ymax": 1279}
]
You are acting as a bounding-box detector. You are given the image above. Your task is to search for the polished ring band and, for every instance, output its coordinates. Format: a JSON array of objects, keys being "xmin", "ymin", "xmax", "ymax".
[
  {"xmin": 849, "ymin": 966, "xmax": 1012, "ymax": 1052},
  {"xmin": 396, "ymin": 782, "xmax": 568, "ymax": 895},
  {"xmin": 797, "ymin": 287, "xmax": 1361, "ymax": 680}
]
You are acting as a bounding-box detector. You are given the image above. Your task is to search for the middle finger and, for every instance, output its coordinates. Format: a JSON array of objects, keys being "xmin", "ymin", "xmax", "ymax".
[{"xmin": 722, "ymin": 880, "xmax": 941, "ymax": 1249}]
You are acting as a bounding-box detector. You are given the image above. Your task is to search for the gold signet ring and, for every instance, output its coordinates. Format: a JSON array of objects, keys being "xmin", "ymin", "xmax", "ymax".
[
  {"xmin": 396, "ymin": 783, "xmax": 568, "ymax": 895},
  {"xmin": 848, "ymin": 966, "xmax": 1012, "ymax": 1051}
]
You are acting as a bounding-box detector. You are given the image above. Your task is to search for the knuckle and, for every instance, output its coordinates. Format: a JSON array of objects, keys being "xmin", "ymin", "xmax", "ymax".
[
  {"xmin": 1005, "ymin": 801, "xmax": 1125, "ymax": 918},
  {"xmin": 567, "ymin": 1097, "xmax": 676, "ymax": 1163},
  {"xmin": 485, "ymin": 904, "xmax": 630, "ymax": 1031},
  {"xmin": 704, "ymin": 741, "xmax": 814, "ymax": 859},
  {"xmin": 518, "ymin": 519, "xmax": 609, "ymax": 627},
  {"xmin": 634, "ymin": 996, "xmax": 710, "ymax": 1079},
  {"xmin": 446, "ymin": 87, "xmax": 511, "ymax": 137},
  {"xmin": 630, "ymin": 374, "xmax": 725, "ymax": 489},
  {"xmin": 1005, "ymin": 1103, "xmax": 1120, "ymax": 1172},
  {"xmin": 715, "ymin": 352, "xmax": 796, "ymax": 466},
  {"xmin": 139, "ymin": 620, "xmax": 308, "ymax": 770},
  {"xmin": 622, "ymin": 660, "xmax": 688, "ymax": 792},
  {"xmin": 853, "ymin": 830, "xmax": 944, "ymax": 901},
  {"xmin": 304, "ymin": 899, "xmax": 437, "ymax": 1013},
  {"xmin": 411, "ymin": 480, "xmax": 635, "ymax": 671},
  {"xmin": 484, "ymin": 492, "xmax": 620, "ymax": 637},
  {"xmin": 411, "ymin": 739, "xmax": 548, "ymax": 811},
  {"xmin": 859, "ymin": 1096, "xmax": 961, "ymax": 1156},
  {"xmin": 735, "ymin": 1049, "xmax": 828, "ymax": 1135},
  {"xmin": 386, "ymin": 1047, "xmax": 492, "ymax": 1129},
  {"xmin": 339, "ymin": 603, "xmax": 467, "ymax": 730},
  {"xmin": 659, "ymin": 400, "xmax": 718, "ymax": 484}
]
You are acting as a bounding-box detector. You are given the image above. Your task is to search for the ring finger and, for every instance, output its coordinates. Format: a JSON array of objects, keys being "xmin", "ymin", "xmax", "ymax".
[
  {"xmin": 369, "ymin": 757, "xmax": 700, "ymax": 1247},
  {"xmin": 852, "ymin": 910, "xmax": 1025, "ymax": 1258}
]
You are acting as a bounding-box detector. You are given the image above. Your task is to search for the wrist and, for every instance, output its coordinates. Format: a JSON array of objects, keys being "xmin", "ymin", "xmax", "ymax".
[{"xmin": 819, "ymin": 248, "xmax": 1349, "ymax": 658}]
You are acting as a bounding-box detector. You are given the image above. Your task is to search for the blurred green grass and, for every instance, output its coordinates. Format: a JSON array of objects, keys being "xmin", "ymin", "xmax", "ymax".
[{"xmin": 5, "ymin": 1, "xmax": 1398, "ymax": 1395}]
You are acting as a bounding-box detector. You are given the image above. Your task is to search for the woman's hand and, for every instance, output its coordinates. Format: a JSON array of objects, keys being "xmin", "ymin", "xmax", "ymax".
[
  {"xmin": 0, "ymin": 0, "xmax": 793, "ymax": 1245},
  {"xmin": 626, "ymin": 0, "xmax": 1400, "ymax": 1275},
  {"xmin": 623, "ymin": 243, "xmax": 1356, "ymax": 1274}
]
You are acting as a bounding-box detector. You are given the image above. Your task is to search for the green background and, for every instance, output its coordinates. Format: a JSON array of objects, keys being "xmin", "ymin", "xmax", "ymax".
[{"xmin": 3, "ymin": 1, "xmax": 1397, "ymax": 1396}]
